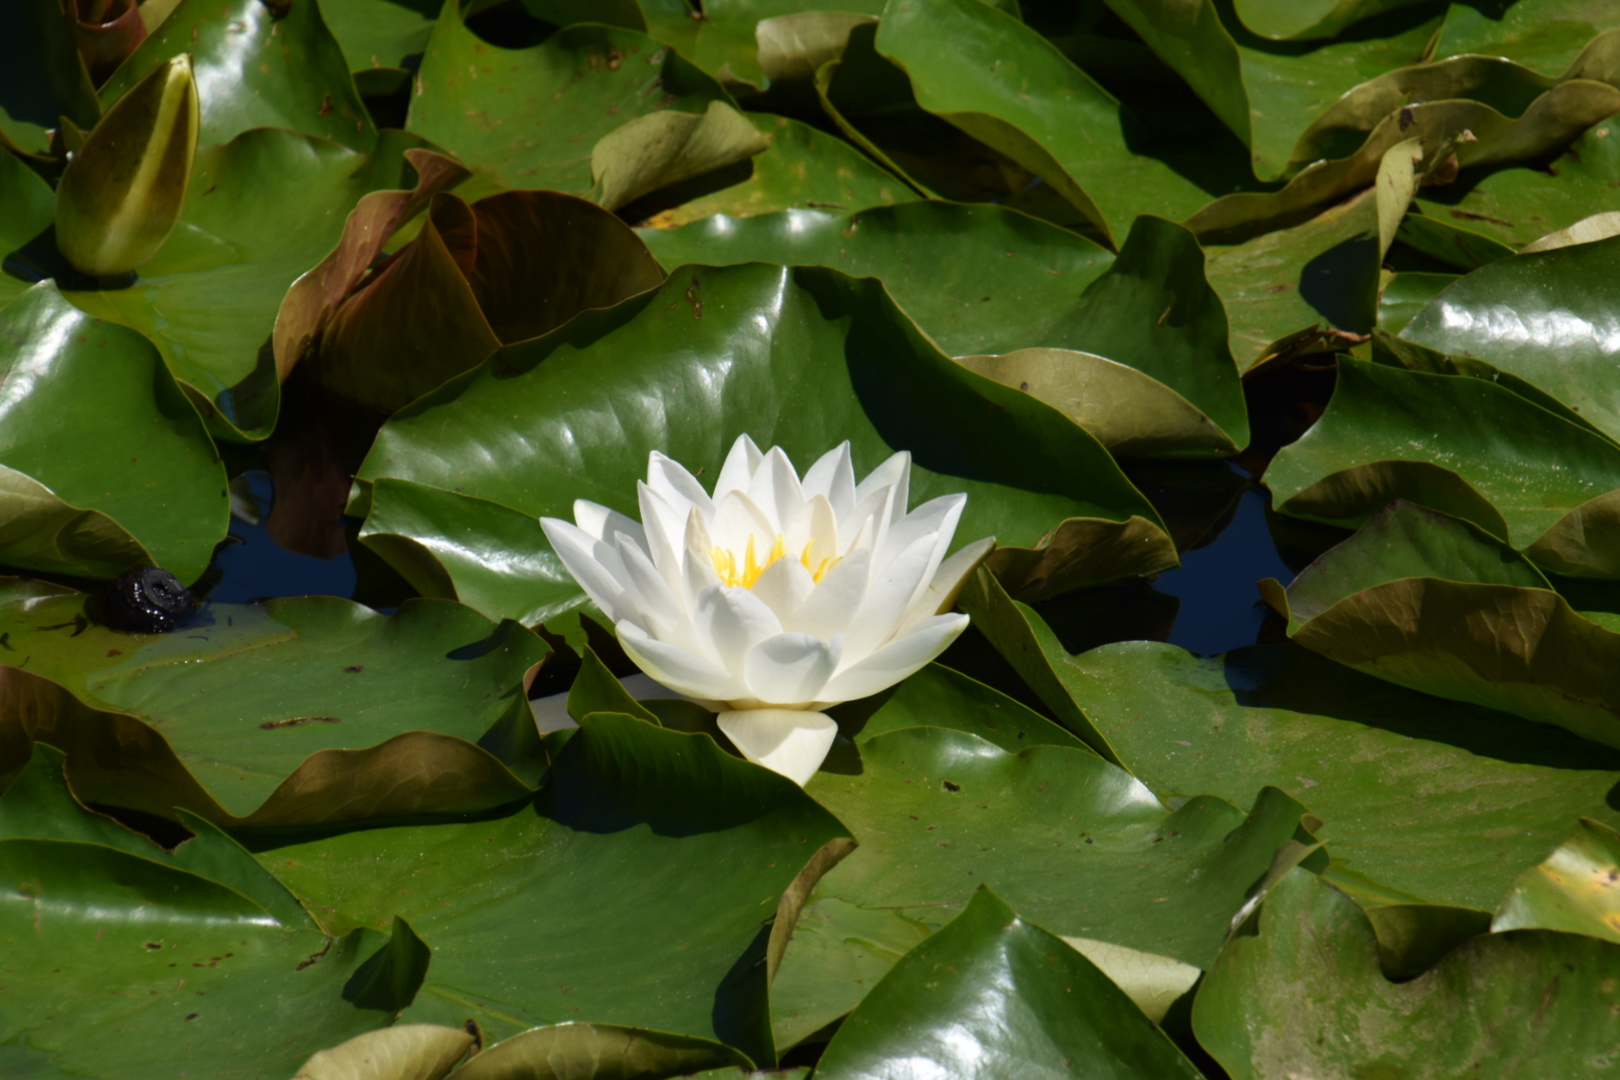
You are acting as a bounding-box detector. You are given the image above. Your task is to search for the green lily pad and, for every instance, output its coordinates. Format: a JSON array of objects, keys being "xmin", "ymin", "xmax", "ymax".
[
  {"xmin": 1057, "ymin": 637, "xmax": 1620, "ymax": 912},
  {"xmin": 873, "ymin": 0, "xmax": 1212, "ymax": 244},
  {"xmin": 645, "ymin": 210, "xmax": 1247, "ymax": 457},
  {"xmin": 0, "ymin": 744, "xmax": 412, "ymax": 1078},
  {"xmin": 406, "ymin": 0, "xmax": 734, "ymax": 202},
  {"xmin": 1493, "ymin": 818, "xmax": 1620, "ymax": 943},
  {"xmin": 805, "ymin": 723, "xmax": 1320, "ymax": 968},
  {"xmin": 0, "ymin": 581, "xmax": 547, "ymax": 826},
  {"xmin": 323, "ymin": 0, "xmax": 443, "ymax": 74},
  {"xmin": 636, "ymin": 0, "xmax": 887, "ymax": 95},
  {"xmin": 1268, "ymin": 500, "xmax": 1620, "ymax": 752},
  {"xmin": 1397, "ymin": 233, "xmax": 1620, "ymax": 445},
  {"xmin": 258, "ymin": 713, "xmax": 851, "ymax": 1062},
  {"xmin": 1265, "ymin": 359, "xmax": 1620, "ymax": 568},
  {"xmin": 1101, "ymin": 0, "xmax": 1440, "ymax": 181},
  {"xmin": 1412, "ymin": 112, "xmax": 1620, "ymax": 251},
  {"xmin": 636, "ymin": 112, "xmax": 905, "ymax": 228},
  {"xmin": 101, "ymin": 0, "xmax": 376, "ymax": 151},
  {"xmin": 1431, "ymin": 0, "xmax": 1620, "ymax": 76},
  {"xmin": 638, "ymin": 200, "xmax": 1116, "ymax": 358},
  {"xmin": 589, "ymin": 101, "xmax": 771, "ymax": 212},
  {"xmin": 1393, "ymin": 212, "xmax": 1518, "ymax": 272},
  {"xmin": 0, "ymin": 151, "xmax": 54, "ymax": 308},
  {"xmin": 1193, "ymin": 867, "xmax": 1620, "ymax": 1079},
  {"xmin": 812, "ymin": 886, "xmax": 1204, "ymax": 1079},
  {"xmin": 1376, "ymin": 271, "xmax": 1458, "ymax": 335},
  {"xmin": 352, "ymin": 262, "xmax": 1177, "ymax": 612},
  {"xmin": 0, "ymin": 282, "xmax": 227, "ymax": 583},
  {"xmin": 1188, "ymin": 74, "xmax": 1620, "ymax": 239},
  {"xmin": 1205, "ymin": 188, "xmax": 1382, "ymax": 370},
  {"xmin": 1231, "ymin": 0, "xmax": 1433, "ymax": 42},
  {"xmin": 292, "ymin": 1025, "xmax": 475, "ymax": 1080}
]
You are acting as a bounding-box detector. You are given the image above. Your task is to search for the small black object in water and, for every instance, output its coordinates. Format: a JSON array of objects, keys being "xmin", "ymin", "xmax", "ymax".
[{"xmin": 97, "ymin": 568, "xmax": 197, "ymax": 633}]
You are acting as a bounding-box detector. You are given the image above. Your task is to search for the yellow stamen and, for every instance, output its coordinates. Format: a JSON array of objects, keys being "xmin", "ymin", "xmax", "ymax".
[{"xmin": 710, "ymin": 533, "xmax": 842, "ymax": 589}]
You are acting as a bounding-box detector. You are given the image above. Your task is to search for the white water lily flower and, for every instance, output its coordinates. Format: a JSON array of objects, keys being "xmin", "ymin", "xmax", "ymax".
[{"xmin": 540, "ymin": 436, "xmax": 995, "ymax": 785}]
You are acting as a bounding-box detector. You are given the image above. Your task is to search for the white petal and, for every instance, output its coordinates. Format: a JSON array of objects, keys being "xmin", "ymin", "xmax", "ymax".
[
  {"xmin": 749, "ymin": 554, "xmax": 815, "ymax": 622},
  {"xmin": 618, "ymin": 620, "xmax": 747, "ymax": 701},
  {"xmin": 817, "ymin": 614, "xmax": 968, "ymax": 704},
  {"xmin": 647, "ymin": 452, "xmax": 714, "ymax": 518},
  {"xmin": 843, "ymin": 531, "xmax": 940, "ymax": 657},
  {"xmin": 746, "ymin": 446, "xmax": 806, "ymax": 535},
  {"xmin": 541, "ymin": 517, "xmax": 631, "ymax": 624},
  {"xmin": 790, "ymin": 548, "xmax": 872, "ymax": 640},
  {"xmin": 878, "ymin": 494, "xmax": 965, "ymax": 573},
  {"xmin": 636, "ymin": 482, "xmax": 689, "ymax": 599},
  {"xmin": 613, "ymin": 534, "xmax": 692, "ymax": 641},
  {"xmin": 784, "ymin": 493, "xmax": 838, "ymax": 559},
  {"xmin": 895, "ymin": 537, "xmax": 996, "ymax": 635},
  {"xmin": 710, "ymin": 489, "xmax": 776, "ymax": 556},
  {"xmin": 853, "ymin": 450, "xmax": 910, "ymax": 526},
  {"xmin": 743, "ymin": 632, "xmax": 842, "ymax": 706},
  {"xmin": 696, "ymin": 585, "xmax": 784, "ymax": 673},
  {"xmin": 717, "ymin": 709, "xmax": 838, "ymax": 786},
  {"xmin": 573, "ymin": 500, "xmax": 644, "ymax": 548},
  {"xmin": 802, "ymin": 441, "xmax": 856, "ymax": 522},
  {"xmin": 714, "ymin": 434, "xmax": 764, "ymax": 501},
  {"xmin": 682, "ymin": 508, "xmax": 724, "ymax": 609}
]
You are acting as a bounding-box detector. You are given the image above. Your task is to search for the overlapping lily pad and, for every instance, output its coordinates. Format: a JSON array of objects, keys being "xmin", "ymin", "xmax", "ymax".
[
  {"xmin": 405, "ymin": 0, "xmax": 740, "ymax": 203},
  {"xmin": 871, "ymin": 0, "xmax": 1213, "ymax": 243},
  {"xmin": 1193, "ymin": 868, "xmax": 1620, "ymax": 1078},
  {"xmin": 50, "ymin": 128, "xmax": 433, "ymax": 441},
  {"xmin": 1492, "ymin": 817, "xmax": 1620, "ymax": 942},
  {"xmin": 1394, "ymin": 233, "xmax": 1620, "ymax": 446},
  {"xmin": 352, "ymin": 262, "xmax": 1178, "ymax": 623},
  {"xmin": 0, "ymin": 745, "xmax": 413, "ymax": 1078},
  {"xmin": 101, "ymin": 0, "xmax": 376, "ymax": 151},
  {"xmin": 812, "ymin": 886, "xmax": 1205, "ymax": 1079},
  {"xmin": 0, "ymin": 579, "xmax": 546, "ymax": 825},
  {"xmin": 1265, "ymin": 359, "xmax": 1620, "ymax": 574},
  {"xmin": 0, "ymin": 282, "xmax": 227, "ymax": 583},
  {"xmin": 1265, "ymin": 500, "xmax": 1620, "ymax": 751},
  {"xmin": 259, "ymin": 714, "xmax": 851, "ymax": 1062}
]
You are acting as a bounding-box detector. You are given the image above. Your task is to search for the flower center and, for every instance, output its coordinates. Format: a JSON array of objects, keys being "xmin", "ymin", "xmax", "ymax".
[{"xmin": 710, "ymin": 533, "xmax": 839, "ymax": 590}]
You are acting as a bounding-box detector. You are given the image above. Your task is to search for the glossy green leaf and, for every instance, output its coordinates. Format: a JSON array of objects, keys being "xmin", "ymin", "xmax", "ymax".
[
  {"xmin": 1376, "ymin": 271, "xmax": 1457, "ymax": 335},
  {"xmin": 1266, "ymin": 359, "xmax": 1620, "ymax": 562},
  {"xmin": 0, "ymin": 150, "xmax": 54, "ymax": 309},
  {"xmin": 323, "ymin": 0, "xmax": 444, "ymax": 75},
  {"xmin": 0, "ymin": 0, "xmax": 101, "ymax": 158},
  {"xmin": 813, "ymin": 886, "xmax": 1204, "ymax": 1079},
  {"xmin": 453, "ymin": 1023, "xmax": 752, "ymax": 1079},
  {"xmin": 1205, "ymin": 189, "xmax": 1382, "ymax": 370},
  {"xmin": 874, "ymin": 0, "xmax": 1212, "ymax": 243},
  {"xmin": 353, "ymin": 263, "xmax": 1176, "ymax": 612},
  {"xmin": 768, "ymin": 895, "xmax": 932, "ymax": 1051},
  {"xmin": 637, "ymin": 0, "xmax": 885, "ymax": 95},
  {"xmin": 1060, "ymin": 637, "xmax": 1620, "ymax": 911},
  {"xmin": 638, "ymin": 201, "xmax": 1116, "ymax": 356},
  {"xmin": 1232, "ymin": 0, "xmax": 1432, "ymax": 41},
  {"xmin": 1189, "ymin": 76, "xmax": 1620, "ymax": 239},
  {"xmin": 0, "ymin": 282, "xmax": 226, "ymax": 583},
  {"xmin": 259, "ymin": 714, "xmax": 851, "ymax": 1060},
  {"xmin": 805, "ymin": 723, "xmax": 1318, "ymax": 968},
  {"xmin": 1194, "ymin": 867, "xmax": 1620, "ymax": 1079},
  {"xmin": 1270, "ymin": 501, "xmax": 1620, "ymax": 751},
  {"xmin": 54, "ymin": 52, "xmax": 197, "ymax": 277},
  {"xmin": 1101, "ymin": 0, "xmax": 1439, "ymax": 181},
  {"xmin": 1398, "ymin": 233, "xmax": 1620, "ymax": 446},
  {"xmin": 0, "ymin": 744, "xmax": 409, "ymax": 1078},
  {"xmin": 406, "ymin": 0, "xmax": 733, "ymax": 201},
  {"xmin": 637, "ymin": 112, "xmax": 904, "ymax": 228},
  {"xmin": 55, "ymin": 128, "xmax": 431, "ymax": 441},
  {"xmin": 1493, "ymin": 818, "xmax": 1620, "ymax": 943},
  {"xmin": 1431, "ymin": 0, "xmax": 1620, "ymax": 76},
  {"xmin": 1412, "ymin": 112, "xmax": 1620, "ymax": 251},
  {"xmin": 0, "ymin": 582, "xmax": 546, "ymax": 825},
  {"xmin": 102, "ymin": 0, "xmax": 376, "ymax": 151}
]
